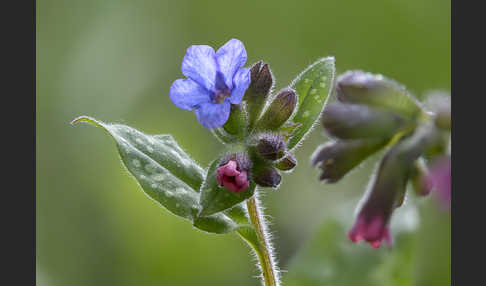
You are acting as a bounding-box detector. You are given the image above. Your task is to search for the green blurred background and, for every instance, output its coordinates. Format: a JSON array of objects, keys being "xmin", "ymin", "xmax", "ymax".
[{"xmin": 36, "ymin": 0, "xmax": 450, "ymax": 285}]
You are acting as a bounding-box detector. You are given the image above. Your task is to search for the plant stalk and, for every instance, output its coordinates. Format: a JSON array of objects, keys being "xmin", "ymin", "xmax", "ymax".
[{"xmin": 246, "ymin": 194, "xmax": 279, "ymax": 286}]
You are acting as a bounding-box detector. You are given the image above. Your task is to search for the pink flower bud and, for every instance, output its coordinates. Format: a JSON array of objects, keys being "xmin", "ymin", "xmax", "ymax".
[{"xmin": 217, "ymin": 160, "xmax": 250, "ymax": 193}]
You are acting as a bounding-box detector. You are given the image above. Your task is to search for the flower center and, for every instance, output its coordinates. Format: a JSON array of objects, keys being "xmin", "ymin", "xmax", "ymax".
[{"xmin": 213, "ymin": 91, "xmax": 230, "ymax": 104}]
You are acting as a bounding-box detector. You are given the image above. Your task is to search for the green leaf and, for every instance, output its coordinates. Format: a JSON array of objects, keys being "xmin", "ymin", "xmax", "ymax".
[
  {"xmin": 72, "ymin": 116, "xmax": 204, "ymax": 220},
  {"xmin": 194, "ymin": 204, "xmax": 252, "ymax": 233},
  {"xmin": 71, "ymin": 116, "xmax": 252, "ymax": 235},
  {"xmin": 210, "ymin": 127, "xmax": 238, "ymax": 145},
  {"xmin": 193, "ymin": 210, "xmax": 239, "ymax": 233},
  {"xmin": 199, "ymin": 158, "xmax": 256, "ymax": 217},
  {"xmin": 287, "ymin": 57, "xmax": 336, "ymax": 150}
]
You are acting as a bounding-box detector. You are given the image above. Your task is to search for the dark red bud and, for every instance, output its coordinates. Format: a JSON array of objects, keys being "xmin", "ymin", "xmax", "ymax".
[
  {"xmin": 256, "ymin": 134, "xmax": 287, "ymax": 161},
  {"xmin": 254, "ymin": 167, "xmax": 281, "ymax": 188}
]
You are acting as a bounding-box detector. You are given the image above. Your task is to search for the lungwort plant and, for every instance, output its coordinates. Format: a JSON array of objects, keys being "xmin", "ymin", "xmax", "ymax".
[
  {"xmin": 72, "ymin": 39, "xmax": 451, "ymax": 286},
  {"xmin": 72, "ymin": 38, "xmax": 335, "ymax": 286}
]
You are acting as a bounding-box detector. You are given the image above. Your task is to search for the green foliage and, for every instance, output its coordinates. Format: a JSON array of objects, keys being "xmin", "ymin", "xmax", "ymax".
[
  {"xmin": 71, "ymin": 116, "xmax": 254, "ymax": 235},
  {"xmin": 70, "ymin": 116, "xmax": 273, "ymax": 278},
  {"xmin": 288, "ymin": 57, "xmax": 336, "ymax": 150}
]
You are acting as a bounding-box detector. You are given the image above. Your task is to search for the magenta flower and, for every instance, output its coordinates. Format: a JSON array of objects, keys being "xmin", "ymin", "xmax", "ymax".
[
  {"xmin": 348, "ymin": 211, "xmax": 392, "ymax": 248},
  {"xmin": 217, "ymin": 160, "xmax": 250, "ymax": 193},
  {"xmin": 170, "ymin": 39, "xmax": 251, "ymax": 129}
]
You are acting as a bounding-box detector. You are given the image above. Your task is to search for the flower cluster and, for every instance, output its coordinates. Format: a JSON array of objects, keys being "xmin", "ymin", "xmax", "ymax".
[
  {"xmin": 312, "ymin": 71, "xmax": 451, "ymax": 248},
  {"xmin": 169, "ymin": 40, "xmax": 451, "ymax": 250},
  {"xmin": 170, "ymin": 39, "xmax": 300, "ymax": 195}
]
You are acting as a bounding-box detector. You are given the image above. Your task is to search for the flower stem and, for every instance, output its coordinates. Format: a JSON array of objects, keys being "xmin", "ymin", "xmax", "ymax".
[{"xmin": 246, "ymin": 194, "xmax": 279, "ymax": 286}]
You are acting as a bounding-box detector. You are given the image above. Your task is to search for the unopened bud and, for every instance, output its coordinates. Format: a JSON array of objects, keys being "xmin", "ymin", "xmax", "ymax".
[
  {"xmin": 336, "ymin": 70, "xmax": 422, "ymax": 120},
  {"xmin": 255, "ymin": 88, "xmax": 297, "ymax": 131},
  {"xmin": 410, "ymin": 158, "xmax": 432, "ymax": 196},
  {"xmin": 256, "ymin": 134, "xmax": 286, "ymax": 161},
  {"xmin": 254, "ymin": 166, "xmax": 281, "ymax": 188},
  {"xmin": 311, "ymin": 138, "xmax": 387, "ymax": 183},
  {"xmin": 275, "ymin": 154, "xmax": 297, "ymax": 171},
  {"xmin": 246, "ymin": 61, "xmax": 274, "ymax": 129},
  {"xmin": 322, "ymin": 102, "xmax": 407, "ymax": 139},
  {"xmin": 217, "ymin": 152, "xmax": 252, "ymax": 193},
  {"xmin": 424, "ymin": 91, "xmax": 451, "ymax": 131},
  {"xmin": 249, "ymin": 61, "xmax": 273, "ymax": 97},
  {"xmin": 220, "ymin": 152, "xmax": 252, "ymax": 172}
]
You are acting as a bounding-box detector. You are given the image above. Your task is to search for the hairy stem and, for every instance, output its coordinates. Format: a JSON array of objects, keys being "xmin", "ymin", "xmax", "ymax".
[{"xmin": 246, "ymin": 193, "xmax": 279, "ymax": 286}]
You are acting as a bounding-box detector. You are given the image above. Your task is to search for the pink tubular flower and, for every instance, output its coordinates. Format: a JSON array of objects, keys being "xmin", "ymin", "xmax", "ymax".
[
  {"xmin": 347, "ymin": 138, "xmax": 410, "ymax": 249},
  {"xmin": 348, "ymin": 212, "xmax": 392, "ymax": 248},
  {"xmin": 217, "ymin": 160, "xmax": 250, "ymax": 193}
]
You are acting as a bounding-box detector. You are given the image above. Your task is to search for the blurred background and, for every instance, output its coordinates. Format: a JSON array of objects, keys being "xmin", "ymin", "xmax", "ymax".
[{"xmin": 36, "ymin": 0, "xmax": 450, "ymax": 285}]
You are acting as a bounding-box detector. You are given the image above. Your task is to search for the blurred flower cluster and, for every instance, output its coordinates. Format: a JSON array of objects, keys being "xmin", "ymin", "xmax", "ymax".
[{"xmin": 312, "ymin": 71, "xmax": 451, "ymax": 248}]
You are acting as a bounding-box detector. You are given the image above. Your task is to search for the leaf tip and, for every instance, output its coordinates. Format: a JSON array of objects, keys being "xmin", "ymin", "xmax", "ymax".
[
  {"xmin": 319, "ymin": 56, "xmax": 335, "ymax": 63},
  {"xmin": 71, "ymin": 116, "xmax": 105, "ymax": 129},
  {"xmin": 71, "ymin": 115, "xmax": 92, "ymax": 125}
]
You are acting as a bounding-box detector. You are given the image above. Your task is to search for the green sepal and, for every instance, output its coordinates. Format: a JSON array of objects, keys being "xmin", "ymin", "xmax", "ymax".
[{"xmin": 222, "ymin": 103, "xmax": 248, "ymax": 140}]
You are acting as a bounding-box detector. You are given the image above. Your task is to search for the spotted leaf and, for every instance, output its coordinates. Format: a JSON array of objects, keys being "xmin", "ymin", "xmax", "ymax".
[
  {"xmin": 287, "ymin": 57, "xmax": 336, "ymax": 150},
  {"xmin": 71, "ymin": 116, "xmax": 254, "ymax": 235}
]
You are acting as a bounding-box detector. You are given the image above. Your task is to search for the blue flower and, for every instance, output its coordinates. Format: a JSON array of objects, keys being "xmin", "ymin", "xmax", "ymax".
[{"xmin": 170, "ymin": 39, "xmax": 251, "ymax": 129}]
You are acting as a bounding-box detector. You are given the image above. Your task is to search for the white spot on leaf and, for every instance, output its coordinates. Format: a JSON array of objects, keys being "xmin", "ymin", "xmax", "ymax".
[
  {"xmin": 132, "ymin": 159, "xmax": 141, "ymax": 168},
  {"xmin": 152, "ymin": 173, "xmax": 165, "ymax": 181}
]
